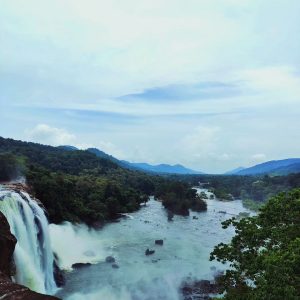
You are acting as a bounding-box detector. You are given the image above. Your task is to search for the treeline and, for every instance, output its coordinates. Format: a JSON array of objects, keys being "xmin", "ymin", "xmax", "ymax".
[
  {"xmin": 0, "ymin": 137, "xmax": 202, "ymax": 224},
  {"xmin": 172, "ymin": 173, "xmax": 300, "ymax": 203},
  {"xmin": 155, "ymin": 181, "xmax": 207, "ymax": 215}
]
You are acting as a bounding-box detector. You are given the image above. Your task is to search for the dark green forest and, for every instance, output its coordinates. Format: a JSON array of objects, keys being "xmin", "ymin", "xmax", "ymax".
[
  {"xmin": 171, "ymin": 173, "xmax": 300, "ymax": 206},
  {"xmin": 0, "ymin": 137, "xmax": 205, "ymax": 224},
  {"xmin": 1, "ymin": 136, "xmax": 300, "ymax": 224}
]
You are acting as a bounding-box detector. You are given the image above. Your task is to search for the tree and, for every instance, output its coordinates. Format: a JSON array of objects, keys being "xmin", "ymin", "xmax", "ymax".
[
  {"xmin": 0, "ymin": 153, "xmax": 25, "ymax": 181},
  {"xmin": 210, "ymin": 189, "xmax": 300, "ymax": 300}
]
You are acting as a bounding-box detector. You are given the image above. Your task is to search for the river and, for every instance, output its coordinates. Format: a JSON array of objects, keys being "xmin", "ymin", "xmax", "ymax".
[{"xmin": 51, "ymin": 189, "xmax": 250, "ymax": 300}]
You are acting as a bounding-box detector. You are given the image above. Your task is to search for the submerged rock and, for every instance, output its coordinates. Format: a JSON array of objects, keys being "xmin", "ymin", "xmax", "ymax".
[
  {"xmin": 145, "ymin": 249, "xmax": 155, "ymax": 256},
  {"xmin": 155, "ymin": 239, "xmax": 164, "ymax": 245},
  {"xmin": 105, "ymin": 256, "xmax": 116, "ymax": 263}
]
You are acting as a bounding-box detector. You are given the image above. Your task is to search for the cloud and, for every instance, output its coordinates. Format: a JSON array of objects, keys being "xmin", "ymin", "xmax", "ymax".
[
  {"xmin": 26, "ymin": 124, "xmax": 76, "ymax": 146},
  {"xmin": 1, "ymin": 0, "xmax": 300, "ymax": 173},
  {"xmin": 251, "ymin": 153, "xmax": 267, "ymax": 163},
  {"xmin": 96, "ymin": 141, "xmax": 125, "ymax": 159},
  {"xmin": 24, "ymin": 124, "xmax": 125, "ymax": 158},
  {"xmin": 179, "ymin": 126, "xmax": 221, "ymax": 159}
]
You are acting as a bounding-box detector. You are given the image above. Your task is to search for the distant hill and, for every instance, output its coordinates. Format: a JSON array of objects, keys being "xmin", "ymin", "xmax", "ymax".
[
  {"xmin": 57, "ymin": 145, "xmax": 79, "ymax": 151},
  {"xmin": 224, "ymin": 167, "xmax": 245, "ymax": 175},
  {"xmin": 86, "ymin": 148, "xmax": 119, "ymax": 163},
  {"xmin": 85, "ymin": 147, "xmax": 203, "ymax": 174},
  {"xmin": 234, "ymin": 158, "xmax": 300, "ymax": 175},
  {"xmin": 125, "ymin": 162, "xmax": 203, "ymax": 174}
]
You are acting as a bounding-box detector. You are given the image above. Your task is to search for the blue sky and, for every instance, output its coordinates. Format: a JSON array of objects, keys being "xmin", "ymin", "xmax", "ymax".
[{"xmin": 1, "ymin": 0, "xmax": 300, "ymax": 173}]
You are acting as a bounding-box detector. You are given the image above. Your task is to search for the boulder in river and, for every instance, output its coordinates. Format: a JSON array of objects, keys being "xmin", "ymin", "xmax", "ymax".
[
  {"xmin": 167, "ymin": 211, "xmax": 174, "ymax": 221},
  {"xmin": 105, "ymin": 256, "xmax": 116, "ymax": 263},
  {"xmin": 112, "ymin": 263, "xmax": 119, "ymax": 269},
  {"xmin": 192, "ymin": 216, "xmax": 198, "ymax": 220},
  {"xmin": 155, "ymin": 239, "xmax": 164, "ymax": 245},
  {"xmin": 181, "ymin": 279, "xmax": 221, "ymax": 300},
  {"xmin": 72, "ymin": 263, "xmax": 91, "ymax": 269},
  {"xmin": 145, "ymin": 249, "xmax": 155, "ymax": 256}
]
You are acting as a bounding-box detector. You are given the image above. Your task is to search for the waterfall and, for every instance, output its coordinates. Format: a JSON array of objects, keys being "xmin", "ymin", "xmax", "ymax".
[{"xmin": 0, "ymin": 188, "xmax": 57, "ymax": 294}]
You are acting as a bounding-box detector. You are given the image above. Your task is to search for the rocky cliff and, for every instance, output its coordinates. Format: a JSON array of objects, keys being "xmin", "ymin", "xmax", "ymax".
[{"xmin": 0, "ymin": 211, "xmax": 60, "ymax": 300}]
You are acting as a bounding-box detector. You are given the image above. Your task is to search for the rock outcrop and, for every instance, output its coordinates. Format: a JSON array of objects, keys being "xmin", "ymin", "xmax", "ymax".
[
  {"xmin": 0, "ymin": 212, "xmax": 16, "ymax": 277},
  {"xmin": 145, "ymin": 249, "xmax": 155, "ymax": 256},
  {"xmin": 155, "ymin": 239, "xmax": 164, "ymax": 245},
  {"xmin": 0, "ymin": 212, "xmax": 60, "ymax": 300},
  {"xmin": 181, "ymin": 275, "xmax": 222, "ymax": 300}
]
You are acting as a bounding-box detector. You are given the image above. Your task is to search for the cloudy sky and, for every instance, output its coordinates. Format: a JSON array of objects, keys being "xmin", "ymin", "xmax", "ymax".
[{"xmin": 1, "ymin": 0, "xmax": 300, "ymax": 173}]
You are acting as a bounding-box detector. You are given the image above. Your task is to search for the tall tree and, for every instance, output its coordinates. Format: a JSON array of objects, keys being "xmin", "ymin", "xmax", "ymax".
[{"xmin": 210, "ymin": 189, "xmax": 300, "ymax": 300}]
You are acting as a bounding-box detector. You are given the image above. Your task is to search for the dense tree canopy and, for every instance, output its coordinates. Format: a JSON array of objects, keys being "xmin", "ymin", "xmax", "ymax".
[
  {"xmin": 0, "ymin": 153, "xmax": 25, "ymax": 181},
  {"xmin": 210, "ymin": 189, "xmax": 300, "ymax": 300},
  {"xmin": 173, "ymin": 173, "xmax": 300, "ymax": 204},
  {"xmin": 0, "ymin": 136, "xmax": 202, "ymax": 224}
]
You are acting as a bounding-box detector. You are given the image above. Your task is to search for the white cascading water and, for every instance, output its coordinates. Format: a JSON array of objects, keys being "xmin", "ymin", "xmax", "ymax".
[{"xmin": 0, "ymin": 188, "xmax": 57, "ymax": 295}]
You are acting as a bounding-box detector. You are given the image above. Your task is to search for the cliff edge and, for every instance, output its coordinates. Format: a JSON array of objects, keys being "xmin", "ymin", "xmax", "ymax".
[{"xmin": 0, "ymin": 211, "xmax": 60, "ymax": 300}]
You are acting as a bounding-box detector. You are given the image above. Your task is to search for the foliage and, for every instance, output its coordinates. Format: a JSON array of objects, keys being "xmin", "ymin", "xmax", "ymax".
[
  {"xmin": 173, "ymin": 173, "xmax": 300, "ymax": 204},
  {"xmin": 0, "ymin": 136, "xmax": 199, "ymax": 224},
  {"xmin": 0, "ymin": 153, "xmax": 26, "ymax": 181},
  {"xmin": 155, "ymin": 181, "xmax": 207, "ymax": 215},
  {"xmin": 210, "ymin": 189, "xmax": 300, "ymax": 300},
  {"xmin": 242, "ymin": 199, "xmax": 264, "ymax": 212}
]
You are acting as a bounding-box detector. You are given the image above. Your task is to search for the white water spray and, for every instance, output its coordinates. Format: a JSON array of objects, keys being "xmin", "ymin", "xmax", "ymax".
[{"xmin": 0, "ymin": 188, "xmax": 57, "ymax": 294}]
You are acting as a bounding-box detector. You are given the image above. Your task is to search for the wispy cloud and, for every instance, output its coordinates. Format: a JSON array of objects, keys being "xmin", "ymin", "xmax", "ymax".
[{"xmin": 1, "ymin": 0, "xmax": 300, "ymax": 172}]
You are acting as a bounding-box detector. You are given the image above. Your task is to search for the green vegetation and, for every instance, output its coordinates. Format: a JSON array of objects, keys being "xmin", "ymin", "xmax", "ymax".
[
  {"xmin": 155, "ymin": 181, "xmax": 207, "ymax": 215},
  {"xmin": 174, "ymin": 173, "xmax": 300, "ymax": 204},
  {"xmin": 0, "ymin": 153, "xmax": 26, "ymax": 181},
  {"xmin": 210, "ymin": 189, "xmax": 300, "ymax": 299},
  {"xmin": 242, "ymin": 198, "xmax": 264, "ymax": 211},
  {"xmin": 0, "ymin": 137, "xmax": 201, "ymax": 224}
]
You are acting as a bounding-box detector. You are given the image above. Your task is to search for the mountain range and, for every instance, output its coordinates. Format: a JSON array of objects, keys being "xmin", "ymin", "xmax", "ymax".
[
  {"xmin": 59, "ymin": 145, "xmax": 300, "ymax": 176},
  {"xmin": 86, "ymin": 148, "xmax": 202, "ymax": 174},
  {"xmin": 230, "ymin": 158, "xmax": 300, "ymax": 175}
]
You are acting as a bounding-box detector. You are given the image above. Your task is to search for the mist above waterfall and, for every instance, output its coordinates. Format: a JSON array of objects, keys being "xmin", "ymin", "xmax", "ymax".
[
  {"xmin": 49, "ymin": 222, "xmax": 107, "ymax": 270},
  {"xmin": 0, "ymin": 188, "xmax": 57, "ymax": 294}
]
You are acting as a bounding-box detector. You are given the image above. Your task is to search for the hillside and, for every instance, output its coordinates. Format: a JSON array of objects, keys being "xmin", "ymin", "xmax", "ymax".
[
  {"xmin": 0, "ymin": 136, "xmax": 203, "ymax": 223},
  {"xmin": 224, "ymin": 166, "xmax": 245, "ymax": 175},
  {"xmin": 86, "ymin": 147, "xmax": 203, "ymax": 174},
  {"xmin": 234, "ymin": 158, "xmax": 300, "ymax": 175},
  {"xmin": 125, "ymin": 162, "xmax": 203, "ymax": 174}
]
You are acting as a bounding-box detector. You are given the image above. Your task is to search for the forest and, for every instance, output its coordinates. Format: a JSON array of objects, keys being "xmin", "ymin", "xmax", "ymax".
[
  {"xmin": 1, "ymin": 136, "xmax": 300, "ymax": 223},
  {"xmin": 0, "ymin": 137, "xmax": 205, "ymax": 224}
]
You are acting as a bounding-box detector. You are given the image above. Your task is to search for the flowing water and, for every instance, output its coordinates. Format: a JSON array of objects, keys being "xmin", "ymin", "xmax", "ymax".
[
  {"xmin": 0, "ymin": 187, "xmax": 57, "ymax": 294},
  {"xmin": 53, "ymin": 189, "xmax": 251, "ymax": 300}
]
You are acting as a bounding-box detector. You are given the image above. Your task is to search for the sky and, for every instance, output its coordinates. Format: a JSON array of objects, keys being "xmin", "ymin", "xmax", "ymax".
[{"xmin": 1, "ymin": 0, "xmax": 300, "ymax": 173}]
